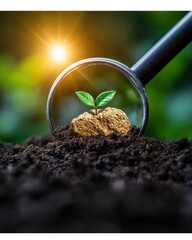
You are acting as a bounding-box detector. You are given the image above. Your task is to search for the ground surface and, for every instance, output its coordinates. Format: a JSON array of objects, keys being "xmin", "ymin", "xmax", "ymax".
[{"xmin": 0, "ymin": 125, "xmax": 192, "ymax": 232}]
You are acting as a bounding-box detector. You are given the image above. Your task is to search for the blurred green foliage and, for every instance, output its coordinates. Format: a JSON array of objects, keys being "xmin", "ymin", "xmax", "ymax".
[{"xmin": 0, "ymin": 11, "xmax": 192, "ymax": 143}]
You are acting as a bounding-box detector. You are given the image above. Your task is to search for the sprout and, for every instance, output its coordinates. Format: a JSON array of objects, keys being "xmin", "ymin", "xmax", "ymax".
[{"xmin": 75, "ymin": 90, "xmax": 116, "ymax": 115}]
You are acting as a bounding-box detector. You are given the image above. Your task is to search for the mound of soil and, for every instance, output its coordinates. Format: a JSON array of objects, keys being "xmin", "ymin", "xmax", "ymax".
[{"xmin": 0, "ymin": 125, "xmax": 192, "ymax": 232}]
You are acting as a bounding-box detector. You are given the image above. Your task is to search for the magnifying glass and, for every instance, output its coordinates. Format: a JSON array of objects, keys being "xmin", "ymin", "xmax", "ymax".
[{"xmin": 47, "ymin": 12, "xmax": 192, "ymax": 136}]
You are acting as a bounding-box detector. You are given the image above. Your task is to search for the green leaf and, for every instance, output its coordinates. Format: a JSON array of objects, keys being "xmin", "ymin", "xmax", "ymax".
[
  {"xmin": 75, "ymin": 91, "xmax": 95, "ymax": 107},
  {"xmin": 95, "ymin": 91, "xmax": 116, "ymax": 107}
]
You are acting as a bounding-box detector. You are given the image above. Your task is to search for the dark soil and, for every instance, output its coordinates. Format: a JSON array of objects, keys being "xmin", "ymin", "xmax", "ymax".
[{"xmin": 0, "ymin": 125, "xmax": 192, "ymax": 232}]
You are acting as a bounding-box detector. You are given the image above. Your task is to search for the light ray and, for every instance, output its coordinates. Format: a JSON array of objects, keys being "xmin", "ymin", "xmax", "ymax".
[{"xmin": 23, "ymin": 22, "xmax": 51, "ymax": 49}]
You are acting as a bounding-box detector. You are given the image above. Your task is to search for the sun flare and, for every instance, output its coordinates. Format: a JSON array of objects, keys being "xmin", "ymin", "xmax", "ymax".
[{"xmin": 51, "ymin": 45, "xmax": 67, "ymax": 62}]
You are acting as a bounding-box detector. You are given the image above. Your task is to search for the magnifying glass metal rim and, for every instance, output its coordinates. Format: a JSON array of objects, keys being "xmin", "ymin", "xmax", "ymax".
[{"xmin": 46, "ymin": 57, "xmax": 149, "ymax": 136}]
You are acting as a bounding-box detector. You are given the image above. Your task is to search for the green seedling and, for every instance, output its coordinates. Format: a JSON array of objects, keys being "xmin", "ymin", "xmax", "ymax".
[{"xmin": 75, "ymin": 90, "xmax": 116, "ymax": 115}]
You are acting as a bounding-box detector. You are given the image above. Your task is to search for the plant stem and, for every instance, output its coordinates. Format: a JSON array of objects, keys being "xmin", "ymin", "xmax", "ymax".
[{"xmin": 95, "ymin": 108, "xmax": 98, "ymax": 115}]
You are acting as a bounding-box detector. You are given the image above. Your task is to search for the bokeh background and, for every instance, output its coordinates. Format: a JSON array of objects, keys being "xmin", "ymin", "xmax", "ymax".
[{"xmin": 0, "ymin": 11, "xmax": 192, "ymax": 144}]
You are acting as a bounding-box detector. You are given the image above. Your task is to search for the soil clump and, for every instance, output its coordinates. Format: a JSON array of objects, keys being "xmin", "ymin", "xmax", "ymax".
[{"xmin": 71, "ymin": 107, "xmax": 131, "ymax": 136}]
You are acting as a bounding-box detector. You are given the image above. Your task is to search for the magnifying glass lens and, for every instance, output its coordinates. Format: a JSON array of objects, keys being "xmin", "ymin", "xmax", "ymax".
[{"xmin": 51, "ymin": 65, "xmax": 143, "ymax": 130}]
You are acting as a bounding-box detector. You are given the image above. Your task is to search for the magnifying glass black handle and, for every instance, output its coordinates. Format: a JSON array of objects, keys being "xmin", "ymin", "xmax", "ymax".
[{"xmin": 131, "ymin": 11, "xmax": 192, "ymax": 85}]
